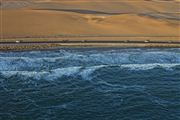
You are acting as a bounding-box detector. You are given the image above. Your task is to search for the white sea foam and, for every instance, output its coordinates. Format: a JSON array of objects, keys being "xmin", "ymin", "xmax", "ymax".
[
  {"xmin": 1, "ymin": 71, "xmax": 49, "ymax": 80},
  {"xmin": 0, "ymin": 65, "xmax": 103, "ymax": 80},
  {"xmin": 1, "ymin": 49, "xmax": 180, "ymax": 71},
  {"xmin": 0, "ymin": 56, "xmax": 65, "ymax": 62},
  {"xmin": 0, "ymin": 63, "xmax": 179, "ymax": 80},
  {"xmin": 45, "ymin": 67, "xmax": 81, "ymax": 80},
  {"xmin": 120, "ymin": 63, "xmax": 180, "ymax": 71},
  {"xmin": 79, "ymin": 65, "xmax": 105, "ymax": 80},
  {"xmin": 0, "ymin": 48, "xmax": 180, "ymax": 79}
]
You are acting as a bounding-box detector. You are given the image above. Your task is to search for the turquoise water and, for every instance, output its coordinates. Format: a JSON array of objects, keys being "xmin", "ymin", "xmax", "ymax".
[{"xmin": 0, "ymin": 48, "xmax": 180, "ymax": 120}]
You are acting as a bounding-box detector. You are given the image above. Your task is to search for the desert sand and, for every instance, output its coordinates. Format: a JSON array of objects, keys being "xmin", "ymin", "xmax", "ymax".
[{"xmin": 0, "ymin": 0, "xmax": 180, "ymax": 50}]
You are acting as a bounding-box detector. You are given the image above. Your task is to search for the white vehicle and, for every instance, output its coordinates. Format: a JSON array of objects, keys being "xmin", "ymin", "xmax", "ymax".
[
  {"xmin": 144, "ymin": 40, "xmax": 150, "ymax": 43},
  {"xmin": 15, "ymin": 40, "xmax": 21, "ymax": 43}
]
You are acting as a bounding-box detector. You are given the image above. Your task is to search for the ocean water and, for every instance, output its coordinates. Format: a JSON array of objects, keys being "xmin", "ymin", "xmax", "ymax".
[{"xmin": 0, "ymin": 48, "xmax": 180, "ymax": 120}]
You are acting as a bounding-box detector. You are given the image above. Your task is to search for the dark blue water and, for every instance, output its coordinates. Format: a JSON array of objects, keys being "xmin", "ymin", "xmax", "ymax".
[{"xmin": 0, "ymin": 48, "xmax": 180, "ymax": 120}]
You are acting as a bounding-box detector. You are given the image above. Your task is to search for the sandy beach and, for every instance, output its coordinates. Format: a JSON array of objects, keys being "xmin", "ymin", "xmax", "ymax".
[{"xmin": 0, "ymin": 0, "xmax": 180, "ymax": 50}]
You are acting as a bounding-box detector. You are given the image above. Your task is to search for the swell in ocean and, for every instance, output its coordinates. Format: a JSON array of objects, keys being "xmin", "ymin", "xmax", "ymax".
[{"xmin": 0, "ymin": 48, "xmax": 180, "ymax": 120}]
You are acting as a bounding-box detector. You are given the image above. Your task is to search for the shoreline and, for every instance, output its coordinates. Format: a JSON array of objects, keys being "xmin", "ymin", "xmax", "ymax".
[
  {"xmin": 0, "ymin": 37, "xmax": 180, "ymax": 51},
  {"xmin": 0, "ymin": 42, "xmax": 180, "ymax": 51}
]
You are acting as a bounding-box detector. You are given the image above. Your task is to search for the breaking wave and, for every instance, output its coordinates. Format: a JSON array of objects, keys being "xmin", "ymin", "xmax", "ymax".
[
  {"xmin": 0, "ymin": 48, "xmax": 180, "ymax": 72},
  {"xmin": 0, "ymin": 63, "xmax": 180, "ymax": 80}
]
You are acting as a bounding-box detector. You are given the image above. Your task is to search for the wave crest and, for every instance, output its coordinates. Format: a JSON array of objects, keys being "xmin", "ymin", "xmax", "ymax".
[
  {"xmin": 0, "ymin": 63, "xmax": 179, "ymax": 80},
  {"xmin": 0, "ymin": 66, "xmax": 101, "ymax": 80}
]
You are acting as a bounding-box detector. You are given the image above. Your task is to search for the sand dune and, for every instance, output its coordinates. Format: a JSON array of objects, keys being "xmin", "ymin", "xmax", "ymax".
[{"xmin": 0, "ymin": 0, "xmax": 180, "ymax": 39}]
